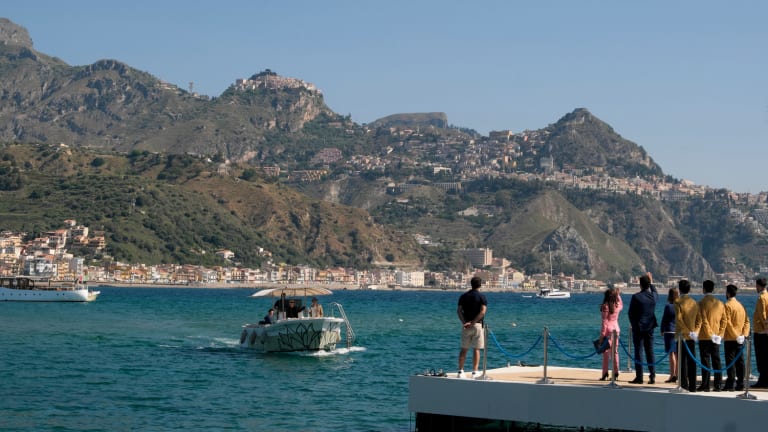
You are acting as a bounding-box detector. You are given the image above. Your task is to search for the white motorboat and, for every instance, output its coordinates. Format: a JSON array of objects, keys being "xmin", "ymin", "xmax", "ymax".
[
  {"xmin": 239, "ymin": 286, "xmax": 355, "ymax": 353},
  {"xmin": 0, "ymin": 276, "xmax": 100, "ymax": 302},
  {"xmin": 536, "ymin": 287, "xmax": 571, "ymax": 299}
]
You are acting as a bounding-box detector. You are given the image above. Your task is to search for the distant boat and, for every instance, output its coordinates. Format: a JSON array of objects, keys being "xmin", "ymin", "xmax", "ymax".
[
  {"xmin": 0, "ymin": 276, "xmax": 100, "ymax": 302},
  {"xmin": 536, "ymin": 287, "xmax": 571, "ymax": 299}
]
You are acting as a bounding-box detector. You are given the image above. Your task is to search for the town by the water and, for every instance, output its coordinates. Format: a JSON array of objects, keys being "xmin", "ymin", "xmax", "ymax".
[{"xmin": 1, "ymin": 216, "xmax": 763, "ymax": 293}]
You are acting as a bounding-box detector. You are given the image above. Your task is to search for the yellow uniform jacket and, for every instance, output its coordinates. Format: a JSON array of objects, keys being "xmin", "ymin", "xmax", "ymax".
[
  {"xmin": 723, "ymin": 297, "xmax": 750, "ymax": 341},
  {"xmin": 695, "ymin": 294, "xmax": 727, "ymax": 339},
  {"xmin": 675, "ymin": 294, "xmax": 699, "ymax": 340},
  {"xmin": 754, "ymin": 290, "xmax": 768, "ymax": 334}
]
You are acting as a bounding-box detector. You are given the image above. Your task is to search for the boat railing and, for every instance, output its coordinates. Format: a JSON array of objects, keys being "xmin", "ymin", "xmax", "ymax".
[{"xmin": 330, "ymin": 302, "xmax": 355, "ymax": 348}]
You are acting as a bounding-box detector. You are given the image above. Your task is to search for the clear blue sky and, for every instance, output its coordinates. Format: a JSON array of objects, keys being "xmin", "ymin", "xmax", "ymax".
[{"xmin": 4, "ymin": 1, "xmax": 767, "ymax": 193}]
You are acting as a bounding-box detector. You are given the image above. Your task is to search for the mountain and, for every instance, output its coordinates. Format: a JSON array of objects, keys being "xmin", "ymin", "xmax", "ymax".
[
  {"xmin": 0, "ymin": 20, "xmax": 342, "ymax": 165},
  {"xmin": 1, "ymin": 18, "xmax": 764, "ymax": 281},
  {"xmin": 541, "ymin": 108, "xmax": 662, "ymax": 178},
  {"xmin": 0, "ymin": 143, "xmax": 422, "ymax": 269},
  {"xmin": 368, "ymin": 112, "xmax": 449, "ymax": 129}
]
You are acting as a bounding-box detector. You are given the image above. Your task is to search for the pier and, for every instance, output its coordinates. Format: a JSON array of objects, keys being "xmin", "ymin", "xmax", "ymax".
[{"xmin": 409, "ymin": 326, "xmax": 768, "ymax": 431}]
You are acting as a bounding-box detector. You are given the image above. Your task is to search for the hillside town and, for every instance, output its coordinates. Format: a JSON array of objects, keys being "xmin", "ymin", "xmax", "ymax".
[{"xmin": 1, "ymin": 219, "xmax": 763, "ymax": 293}]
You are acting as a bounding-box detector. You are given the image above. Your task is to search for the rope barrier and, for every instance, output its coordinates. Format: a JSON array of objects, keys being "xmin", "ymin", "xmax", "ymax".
[
  {"xmin": 548, "ymin": 334, "xmax": 602, "ymax": 360},
  {"xmin": 682, "ymin": 339, "xmax": 747, "ymax": 374},
  {"xmin": 488, "ymin": 329, "xmax": 542, "ymax": 360},
  {"xmin": 617, "ymin": 336, "xmax": 672, "ymax": 367},
  {"xmin": 486, "ymin": 323, "xmax": 752, "ymax": 387}
]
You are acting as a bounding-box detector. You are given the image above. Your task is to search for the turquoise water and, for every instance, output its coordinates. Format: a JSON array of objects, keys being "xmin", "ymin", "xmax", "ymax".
[{"xmin": 0, "ymin": 288, "xmax": 759, "ymax": 431}]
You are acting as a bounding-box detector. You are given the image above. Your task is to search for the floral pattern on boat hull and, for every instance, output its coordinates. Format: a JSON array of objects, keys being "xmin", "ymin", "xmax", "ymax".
[{"xmin": 276, "ymin": 321, "xmax": 342, "ymax": 351}]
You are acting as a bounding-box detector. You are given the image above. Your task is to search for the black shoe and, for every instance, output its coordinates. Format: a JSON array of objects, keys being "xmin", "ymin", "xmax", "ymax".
[
  {"xmin": 697, "ymin": 384, "xmax": 710, "ymax": 392},
  {"xmin": 664, "ymin": 376, "xmax": 677, "ymax": 383},
  {"xmin": 688, "ymin": 387, "xmax": 697, "ymax": 393},
  {"xmin": 713, "ymin": 386, "xmax": 722, "ymax": 392},
  {"xmin": 629, "ymin": 378, "xmax": 643, "ymax": 384},
  {"xmin": 613, "ymin": 372, "xmax": 620, "ymax": 380},
  {"xmin": 648, "ymin": 377, "xmax": 655, "ymax": 385},
  {"xmin": 735, "ymin": 384, "xmax": 744, "ymax": 391},
  {"xmin": 599, "ymin": 373, "xmax": 609, "ymax": 381}
]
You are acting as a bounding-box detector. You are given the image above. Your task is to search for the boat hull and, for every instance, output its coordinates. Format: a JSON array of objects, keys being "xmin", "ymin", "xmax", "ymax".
[
  {"xmin": 240, "ymin": 317, "xmax": 344, "ymax": 352},
  {"xmin": 0, "ymin": 286, "xmax": 100, "ymax": 302},
  {"xmin": 536, "ymin": 288, "xmax": 571, "ymax": 299},
  {"xmin": 536, "ymin": 293, "xmax": 571, "ymax": 299}
]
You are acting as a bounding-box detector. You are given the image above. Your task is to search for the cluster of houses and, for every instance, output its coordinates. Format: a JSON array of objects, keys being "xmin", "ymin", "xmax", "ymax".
[
  {"xmin": 0, "ymin": 220, "xmax": 586, "ymax": 290},
  {"xmin": 1, "ymin": 220, "xmax": 762, "ymax": 292},
  {"xmin": 0, "ymin": 220, "xmax": 104, "ymax": 278}
]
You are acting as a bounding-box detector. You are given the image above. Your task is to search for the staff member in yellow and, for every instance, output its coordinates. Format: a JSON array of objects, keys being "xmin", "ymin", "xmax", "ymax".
[
  {"xmin": 675, "ymin": 279, "xmax": 699, "ymax": 392},
  {"xmin": 693, "ymin": 280, "xmax": 727, "ymax": 392},
  {"xmin": 753, "ymin": 277, "xmax": 768, "ymax": 388},
  {"xmin": 723, "ymin": 284, "xmax": 749, "ymax": 391}
]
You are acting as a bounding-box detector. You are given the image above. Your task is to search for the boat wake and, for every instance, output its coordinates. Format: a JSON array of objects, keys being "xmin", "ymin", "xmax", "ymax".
[{"xmin": 281, "ymin": 345, "xmax": 366, "ymax": 357}]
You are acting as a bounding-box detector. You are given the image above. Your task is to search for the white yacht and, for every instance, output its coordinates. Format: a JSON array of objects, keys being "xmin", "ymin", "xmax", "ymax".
[
  {"xmin": 536, "ymin": 287, "xmax": 571, "ymax": 299},
  {"xmin": 0, "ymin": 276, "xmax": 100, "ymax": 302}
]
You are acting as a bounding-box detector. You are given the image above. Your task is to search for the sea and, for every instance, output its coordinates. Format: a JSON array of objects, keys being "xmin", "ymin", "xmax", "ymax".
[{"xmin": 0, "ymin": 287, "xmax": 760, "ymax": 431}]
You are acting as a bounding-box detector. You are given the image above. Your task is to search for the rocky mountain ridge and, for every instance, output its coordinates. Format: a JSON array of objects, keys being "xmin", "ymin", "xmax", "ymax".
[{"xmin": 1, "ymin": 18, "xmax": 763, "ymax": 281}]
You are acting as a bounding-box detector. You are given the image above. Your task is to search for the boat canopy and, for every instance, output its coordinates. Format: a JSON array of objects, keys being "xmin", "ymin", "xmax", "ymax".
[{"xmin": 250, "ymin": 286, "xmax": 334, "ymax": 298}]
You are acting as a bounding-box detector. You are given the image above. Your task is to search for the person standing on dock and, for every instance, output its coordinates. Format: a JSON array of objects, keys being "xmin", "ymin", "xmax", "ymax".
[
  {"xmin": 457, "ymin": 276, "xmax": 487, "ymax": 379},
  {"xmin": 752, "ymin": 277, "xmax": 768, "ymax": 388},
  {"xmin": 598, "ymin": 286, "xmax": 623, "ymax": 381},
  {"xmin": 723, "ymin": 284, "xmax": 749, "ymax": 391},
  {"xmin": 660, "ymin": 288, "xmax": 678, "ymax": 383},
  {"xmin": 693, "ymin": 280, "xmax": 727, "ymax": 392},
  {"xmin": 628, "ymin": 272, "xmax": 658, "ymax": 384},
  {"xmin": 675, "ymin": 279, "xmax": 699, "ymax": 392}
]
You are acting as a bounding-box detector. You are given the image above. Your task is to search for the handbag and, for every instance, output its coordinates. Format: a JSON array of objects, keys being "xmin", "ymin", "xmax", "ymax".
[{"xmin": 593, "ymin": 338, "xmax": 610, "ymax": 354}]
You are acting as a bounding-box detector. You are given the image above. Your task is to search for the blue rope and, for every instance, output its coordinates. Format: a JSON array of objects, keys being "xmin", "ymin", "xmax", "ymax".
[
  {"xmin": 682, "ymin": 339, "xmax": 747, "ymax": 374},
  {"xmin": 618, "ymin": 337, "xmax": 671, "ymax": 367},
  {"xmin": 485, "ymin": 324, "xmax": 747, "ymax": 375},
  {"xmin": 488, "ymin": 329, "xmax": 542, "ymax": 360},
  {"xmin": 548, "ymin": 333, "xmax": 600, "ymax": 360}
]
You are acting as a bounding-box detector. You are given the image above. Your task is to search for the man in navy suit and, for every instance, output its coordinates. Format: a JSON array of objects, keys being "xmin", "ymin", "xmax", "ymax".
[{"xmin": 628, "ymin": 272, "xmax": 659, "ymax": 384}]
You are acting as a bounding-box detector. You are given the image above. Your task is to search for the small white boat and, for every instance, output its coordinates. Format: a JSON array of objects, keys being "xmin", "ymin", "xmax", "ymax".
[
  {"xmin": 536, "ymin": 287, "xmax": 571, "ymax": 299},
  {"xmin": 0, "ymin": 276, "xmax": 100, "ymax": 302},
  {"xmin": 239, "ymin": 286, "xmax": 355, "ymax": 353}
]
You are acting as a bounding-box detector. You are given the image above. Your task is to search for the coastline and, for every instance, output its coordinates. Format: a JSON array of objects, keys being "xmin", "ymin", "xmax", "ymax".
[{"xmin": 92, "ymin": 281, "xmax": 609, "ymax": 293}]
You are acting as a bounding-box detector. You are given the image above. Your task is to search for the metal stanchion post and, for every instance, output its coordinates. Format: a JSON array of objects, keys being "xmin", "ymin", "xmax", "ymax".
[
  {"xmin": 738, "ymin": 335, "xmax": 757, "ymax": 400},
  {"xmin": 536, "ymin": 326, "xmax": 554, "ymax": 384},
  {"xmin": 670, "ymin": 333, "xmax": 685, "ymax": 393},
  {"xmin": 606, "ymin": 329, "xmax": 621, "ymax": 389},
  {"xmin": 626, "ymin": 327, "xmax": 634, "ymax": 372},
  {"xmin": 477, "ymin": 324, "xmax": 492, "ymax": 381}
]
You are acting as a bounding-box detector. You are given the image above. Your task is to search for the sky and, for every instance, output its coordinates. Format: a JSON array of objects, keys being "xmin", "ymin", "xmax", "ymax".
[{"xmin": 4, "ymin": 1, "xmax": 767, "ymax": 193}]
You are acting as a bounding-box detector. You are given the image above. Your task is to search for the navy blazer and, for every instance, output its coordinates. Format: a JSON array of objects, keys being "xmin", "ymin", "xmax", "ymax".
[{"xmin": 628, "ymin": 284, "xmax": 659, "ymax": 332}]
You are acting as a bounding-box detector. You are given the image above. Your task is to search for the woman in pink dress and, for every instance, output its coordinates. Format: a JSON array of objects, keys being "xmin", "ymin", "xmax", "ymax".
[{"xmin": 599, "ymin": 287, "xmax": 623, "ymax": 380}]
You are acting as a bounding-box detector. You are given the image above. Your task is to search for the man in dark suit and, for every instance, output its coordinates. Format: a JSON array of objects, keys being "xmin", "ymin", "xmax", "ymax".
[{"xmin": 628, "ymin": 272, "xmax": 659, "ymax": 384}]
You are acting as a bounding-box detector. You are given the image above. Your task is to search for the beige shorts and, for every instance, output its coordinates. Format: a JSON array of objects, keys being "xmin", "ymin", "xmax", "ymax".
[{"xmin": 461, "ymin": 323, "xmax": 485, "ymax": 350}]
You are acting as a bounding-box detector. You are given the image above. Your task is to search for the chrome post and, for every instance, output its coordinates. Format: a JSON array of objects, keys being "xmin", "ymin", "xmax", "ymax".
[
  {"xmin": 738, "ymin": 335, "xmax": 757, "ymax": 400},
  {"xmin": 605, "ymin": 330, "xmax": 621, "ymax": 388},
  {"xmin": 626, "ymin": 328, "xmax": 634, "ymax": 372},
  {"xmin": 669, "ymin": 333, "xmax": 685, "ymax": 393},
  {"xmin": 536, "ymin": 326, "xmax": 554, "ymax": 384}
]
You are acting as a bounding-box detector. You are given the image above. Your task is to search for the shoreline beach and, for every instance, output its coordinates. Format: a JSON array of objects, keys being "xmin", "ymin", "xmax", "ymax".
[{"xmin": 92, "ymin": 281, "xmax": 611, "ymax": 293}]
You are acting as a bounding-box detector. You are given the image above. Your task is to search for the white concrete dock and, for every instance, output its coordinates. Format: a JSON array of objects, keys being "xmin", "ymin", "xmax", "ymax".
[{"xmin": 409, "ymin": 365, "xmax": 768, "ymax": 431}]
